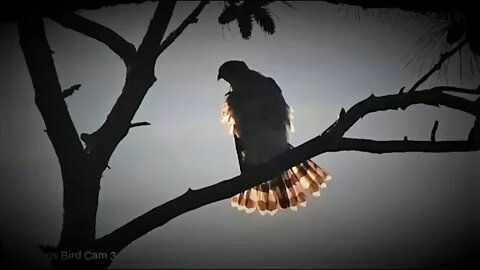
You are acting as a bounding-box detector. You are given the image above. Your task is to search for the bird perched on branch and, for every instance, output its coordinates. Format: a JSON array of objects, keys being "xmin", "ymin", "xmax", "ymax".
[{"xmin": 218, "ymin": 60, "xmax": 331, "ymax": 216}]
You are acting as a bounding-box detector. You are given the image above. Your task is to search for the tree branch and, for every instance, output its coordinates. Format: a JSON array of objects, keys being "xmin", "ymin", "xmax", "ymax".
[
  {"xmin": 137, "ymin": 1, "xmax": 177, "ymax": 65},
  {"xmin": 79, "ymin": 0, "xmax": 210, "ymax": 175},
  {"xmin": 327, "ymin": 87, "xmax": 479, "ymax": 138},
  {"xmin": 62, "ymin": 83, "xmax": 82, "ymax": 98},
  {"xmin": 94, "ymin": 131, "xmax": 335, "ymax": 256},
  {"xmin": 428, "ymin": 86, "xmax": 480, "ymax": 95},
  {"xmin": 77, "ymin": 1, "xmax": 176, "ymax": 168},
  {"xmin": 18, "ymin": 17, "xmax": 83, "ymax": 172},
  {"xmin": 19, "ymin": 18, "xmax": 101, "ymax": 248},
  {"xmin": 431, "ymin": 120, "xmax": 439, "ymax": 142},
  {"xmin": 129, "ymin": 122, "xmax": 151, "ymax": 128},
  {"xmin": 158, "ymin": 1, "xmax": 210, "ymax": 55},
  {"xmin": 93, "ymin": 85, "xmax": 480, "ymax": 258},
  {"xmin": 50, "ymin": 13, "xmax": 136, "ymax": 67},
  {"xmin": 332, "ymin": 138, "xmax": 478, "ymax": 153},
  {"xmin": 408, "ymin": 40, "xmax": 468, "ymax": 92},
  {"xmin": 468, "ymin": 97, "xmax": 480, "ymax": 143}
]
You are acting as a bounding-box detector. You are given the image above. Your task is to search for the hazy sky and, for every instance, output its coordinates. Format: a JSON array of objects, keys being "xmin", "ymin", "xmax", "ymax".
[{"xmin": 1, "ymin": 1, "xmax": 479, "ymax": 269}]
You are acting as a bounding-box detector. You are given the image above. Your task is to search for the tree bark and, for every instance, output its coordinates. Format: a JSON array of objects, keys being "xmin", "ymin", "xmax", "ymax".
[{"xmin": 18, "ymin": 17, "xmax": 105, "ymax": 269}]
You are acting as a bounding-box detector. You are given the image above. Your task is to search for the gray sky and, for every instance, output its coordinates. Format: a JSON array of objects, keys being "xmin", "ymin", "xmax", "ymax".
[{"xmin": 1, "ymin": 1, "xmax": 479, "ymax": 268}]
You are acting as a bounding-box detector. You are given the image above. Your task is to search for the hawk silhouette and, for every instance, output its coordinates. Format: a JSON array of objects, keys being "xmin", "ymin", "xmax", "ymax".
[{"xmin": 218, "ymin": 60, "xmax": 331, "ymax": 215}]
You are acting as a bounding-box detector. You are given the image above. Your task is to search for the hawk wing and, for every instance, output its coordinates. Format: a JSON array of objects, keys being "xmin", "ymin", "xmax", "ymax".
[
  {"xmin": 221, "ymin": 96, "xmax": 247, "ymax": 172},
  {"xmin": 221, "ymin": 77, "xmax": 293, "ymax": 165}
]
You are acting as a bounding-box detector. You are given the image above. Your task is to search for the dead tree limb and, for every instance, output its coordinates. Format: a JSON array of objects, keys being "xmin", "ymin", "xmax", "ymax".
[
  {"xmin": 50, "ymin": 13, "xmax": 136, "ymax": 67},
  {"xmin": 408, "ymin": 40, "xmax": 467, "ymax": 92},
  {"xmin": 18, "ymin": 17, "xmax": 83, "ymax": 174},
  {"xmin": 93, "ymin": 85, "xmax": 480, "ymax": 259},
  {"xmin": 158, "ymin": 1, "xmax": 210, "ymax": 55}
]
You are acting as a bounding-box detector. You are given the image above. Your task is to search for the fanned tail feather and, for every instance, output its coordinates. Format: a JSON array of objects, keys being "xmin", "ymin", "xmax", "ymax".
[
  {"xmin": 231, "ymin": 159, "xmax": 331, "ymax": 215},
  {"xmin": 256, "ymin": 185, "xmax": 268, "ymax": 215}
]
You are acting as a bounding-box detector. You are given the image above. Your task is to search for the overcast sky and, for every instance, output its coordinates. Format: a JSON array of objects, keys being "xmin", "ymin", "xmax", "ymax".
[{"xmin": 1, "ymin": 1, "xmax": 479, "ymax": 269}]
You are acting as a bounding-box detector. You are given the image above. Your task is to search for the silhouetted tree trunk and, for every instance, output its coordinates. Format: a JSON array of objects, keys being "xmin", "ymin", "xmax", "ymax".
[
  {"xmin": 18, "ymin": 1, "xmax": 197, "ymax": 268},
  {"xmin": 13, "ymin": 1, "xmax": 479, "ymax": 269},
  {"xmin": 19, "ymin": 17, "xmax": 113, "ymax": 269}
]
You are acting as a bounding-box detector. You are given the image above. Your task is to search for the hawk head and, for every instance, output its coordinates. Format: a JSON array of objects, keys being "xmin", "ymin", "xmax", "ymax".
[{"xmin": 217, "ymin": 60, "xmax": 250, "ymax": 84}]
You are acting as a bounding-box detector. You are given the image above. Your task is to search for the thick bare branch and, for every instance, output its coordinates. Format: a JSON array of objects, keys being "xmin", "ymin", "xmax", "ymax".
[
  {"xmin": 80, "ymin": 0, "xmax": 211, "ymax": 175},
  {"xmin": 332, "ymin": 138, "xmax": 478, "ymax": 153},
  {"xmin": 137, "ymin": 1, "xmax": 177, "ymax": 65},
  {"xmin": 468, "ymin": 97, "xmax": 480, "ymax": 143},
  {"xmin": 158, "ymin": 1, "xmax": 210, "ymax": 55},
  {"xmin": 18, "ymin": 17, "xmax": 83, "ymax": 171},
  {"xmin": 78, "ymin": 1, "xmax": 176, "ymax": 170},
  {"xmin": 94, "ymin": 131, "xmax": 334, "ymax": 256},
  {"xmin": 93, "ymin": 85, "xmax": 479, "ymax": 257},
  {"xmin": 50, "ymin": 13, "xmax": 136, "ymax": 67},
  {"xmin": 95, "ymin": 135, "xmax": 480, "ymax": 258},
  {"xmin": 19, "ymin": 18, "xmax": 101, "ymax": 248},
  {"xmin": 328, "ymin": 87, "xmax": 479, "ymax": 138}
]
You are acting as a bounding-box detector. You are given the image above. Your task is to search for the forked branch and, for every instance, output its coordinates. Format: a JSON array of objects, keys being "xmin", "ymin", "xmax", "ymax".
[
  {"xmin": 408, "ymin": 40, "xmax": 468, "ymax": 92},
  {"xmin": 158, "ymin": 1, "xmax": 210, "ymax": 55},
  {"xmin": 50, "ymin": 13, "xmax": 136, "ymax": 67},
  {"xmin": 94, "ymin": 85, "xmax": 480, "ymax": 257}
]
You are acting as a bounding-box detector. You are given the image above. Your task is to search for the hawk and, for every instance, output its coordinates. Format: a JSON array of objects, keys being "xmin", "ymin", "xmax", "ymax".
[{"xmin": 218, "ymin": 60, "xmax": 331, "ymax": 216}]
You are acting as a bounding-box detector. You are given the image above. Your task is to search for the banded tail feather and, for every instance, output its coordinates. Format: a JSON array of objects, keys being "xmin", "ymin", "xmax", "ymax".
[{"xmin": 231, "ymin": 159, "xmax": 331, "ymax": 215}]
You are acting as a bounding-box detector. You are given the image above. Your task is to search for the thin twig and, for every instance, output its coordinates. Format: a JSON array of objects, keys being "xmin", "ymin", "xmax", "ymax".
[
  {"xmin": 158, "ymin": 1, "xmax": 210, "ymax": 56},
  {"xmin": 129, "ymin": 122, "xmax": 151, "ymax": 128},
  {"xmin": 431, "ymin": 120, "xmax": 439, "ymax": 142},
  {"xmin": 409, "ymin": 40, "xmax": 468, "ymax": 92},
  {"xmin": 62, "ymin": 84, "xmax": 82, "ymax": 98}
]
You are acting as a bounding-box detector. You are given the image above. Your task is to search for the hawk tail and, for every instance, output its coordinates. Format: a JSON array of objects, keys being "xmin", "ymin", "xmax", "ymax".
[{"xmin": 231, "ymin": 159, "xmax": 331, "ymax": 215}]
